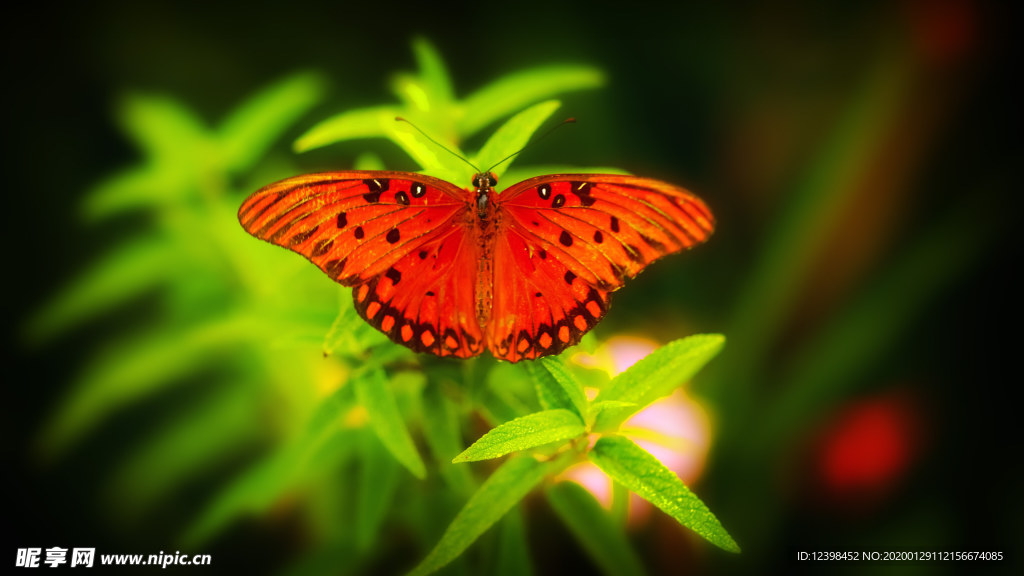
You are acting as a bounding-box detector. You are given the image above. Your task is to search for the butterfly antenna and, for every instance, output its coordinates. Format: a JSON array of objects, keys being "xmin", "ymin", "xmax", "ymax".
[
  {"xmin": 394, "ymin": 117, "xmax": 481, "ymax": 173},
  {"xmin": 484, "ymin": 117, "xmax": 577, "ymax": 173}
]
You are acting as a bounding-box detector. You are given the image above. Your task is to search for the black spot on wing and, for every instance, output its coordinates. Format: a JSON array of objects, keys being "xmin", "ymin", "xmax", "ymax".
[
  {"xmin": 289, "ymin": 225, "xmax": 319, "ymax": 246},
  {"xmin": 325, "ymin": 257, "xmax": 347, "ymax": 279},
  {"xmin": 639, "ymin": 233, "xmax": 666, "ymax": 252},
  {"xmin": 385, "ymin": 267, "xmax": 402, "ymax": 286},
  {"xmin": 312, "ymin": 238, "xmax": 334, "ymax": 257},
  {"xmin": 362, "ymin": 178, "xmax": 389, "ymax": 202},
  {"xmin": 569, "ymin": 181, "xmax": 596, "ymax": 206}
]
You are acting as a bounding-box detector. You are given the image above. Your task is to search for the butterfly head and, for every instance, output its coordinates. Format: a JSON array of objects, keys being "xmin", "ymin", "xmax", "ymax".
[
  {"xmin": 472, "ymin": 172, "xmax": 498, "ymax": 219},
  {"xmin": 472, "ymin": 171, "xmax": 498, "ymax": 191}
]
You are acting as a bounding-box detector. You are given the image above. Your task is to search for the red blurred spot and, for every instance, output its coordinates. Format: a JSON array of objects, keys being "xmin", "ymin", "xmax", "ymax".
[
  {"xmin": 817, "ymin": 392, "xmax": 923, "ymax": 502},
  {"xmin": 907, "ymin": 0, "xmax": 976, "ymax": 66}
]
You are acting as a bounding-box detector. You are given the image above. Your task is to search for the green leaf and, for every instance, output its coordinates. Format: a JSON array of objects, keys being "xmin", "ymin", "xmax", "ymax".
[
  {"xmin": 589, "ymin": 436, "xmax": 739, "ymax": 553},
  {"xmin": 408, "ymin": 455, "xmax": 564, "ymax": 576},
  {"xmin": 453, "ymin": 409, "xmax": 584, "ymax": 463},
  {"xmin": 82, "ymin": 168, "xmax": 182, "ymax": 219},
  {"xmin": 293, "ymin": 105, "xmax": 399, "ymax": 152},
  {"xmin": 546, "ymin": 481, "xmax": 648, "ymax": 576},
  {"xmin": 527, "ymin": 357, "xmax": 587, "ymax": 421},
  {"xmin": 118, "ymin": 91, "xmax": 210, "ymax": 167},
  {"xmin": 587, "ymin": 401, "xmax": 638, "ymax": 434},
  {"xmin": 493, "ymin": 507, "xmax": 533, "ymax": 576},
  {"xmin": 218, "ymin": 70, "xmax": 326, "ymax": 172},
  {"xmin": 410, "ymin": 36, "xmax": 454, "ymax": 108},
  {"xmin": 593, "ymin": 335, "xmax": 724, "ymax": 430},
  {"xmin": 500, "ymin": 165, "xmax": 629, "ymax": 187},
  {"xmin": 472, "ymin": 100, "xmax": 561, "ymax": 178},
  {"xmin": 391, "ymin": 121, "xmax": 468, "ymax": 178},
  {"xmin": 354, "ymin": 366, "xmax": 427, "ymax": 479},
  {"xmin": 458, "ymin": 66, "xmax": 605, "ymax": 137},
  {"xmin": 356, "ymin": 428, "xmax": 402, "ymax": 550}
]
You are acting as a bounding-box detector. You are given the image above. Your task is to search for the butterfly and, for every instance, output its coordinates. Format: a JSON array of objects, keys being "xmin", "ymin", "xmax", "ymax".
[{"xmin": 238, "ymin": 169, "xmax": 713, "ymax": 362}]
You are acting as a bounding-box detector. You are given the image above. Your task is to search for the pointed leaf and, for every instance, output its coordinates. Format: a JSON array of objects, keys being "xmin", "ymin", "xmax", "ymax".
[
  {"xmin": 219, "ymin": 71, "xmax": 326, "ymax": 171},
  {"xmin": 537, "ymin": 357, "xmax": 588, "ymax": 421},
  {"xmin": 118, "ymin": 91, "xmax": 210, "ymax": 165},
  {"xmin": 293, "ymin": 105, "xmax": 399, "ymax": 152},
  {"xmin": 458, "ymin": 66, "xmax": 604, "ymax": 137},
  {"xmin": 410, "ymin": 37, "xmax": 454, "ymax": 106},
  {"xmin": 589, "ymin": 436, "xmax": 739, "ymax": 553},
  {"xmin": 82, "ymin": 168, "xmax": 183, "ymax": 219},
  {"xmin": 594, "ymin": 335, "xmax": 724, "ymax": 430},
  {"xmin": 546, "ymin": 481, "xmax": 648, "ymax": 576},
  {"xmin": 472, "ymin": 100, "xmax": 561, "ymax": 178},
  {"xmin": 390, "ymin": 123, "xmax": 467, "ymax": 177},
  {"xmin": 408, "ymin": 455, "xmax": 564, "ymax": 576},
  {"xmin": 354, "ymin": 366, "xmax": 426, "ymax": 478},
  {"xmin": 527, "ymin": 362, "xmax": 573, "ymax": 414},
  {"xmin": 453, "ymin": 409, "xmax": 584, "ymax": 463}
]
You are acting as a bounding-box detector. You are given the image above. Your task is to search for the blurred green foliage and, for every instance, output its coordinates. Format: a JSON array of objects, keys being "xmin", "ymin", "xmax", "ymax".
[{"xmin": 31, "ymin": 39, "xmax": 739, "ymax": 575}]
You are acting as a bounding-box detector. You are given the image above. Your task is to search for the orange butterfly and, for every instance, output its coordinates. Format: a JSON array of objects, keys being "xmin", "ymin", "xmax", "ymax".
[{"xmin": 238, "ymin": 170, "xmax": 713, "ymax": 362}]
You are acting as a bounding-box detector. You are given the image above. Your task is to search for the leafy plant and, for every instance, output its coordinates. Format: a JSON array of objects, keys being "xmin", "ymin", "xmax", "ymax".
[{"xmin": 31, "ymin": 38, "xmax": 735, "ymax": 575}]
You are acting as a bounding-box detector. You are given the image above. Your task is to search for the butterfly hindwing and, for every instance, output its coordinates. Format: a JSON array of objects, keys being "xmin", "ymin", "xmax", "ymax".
[
  {"xmin": 351, "ymin": 225, "xmax": 486, "ymax": 358},
  {"xmin": 488, "ymin": 224, "xmax": 612, "ymax": 361}
]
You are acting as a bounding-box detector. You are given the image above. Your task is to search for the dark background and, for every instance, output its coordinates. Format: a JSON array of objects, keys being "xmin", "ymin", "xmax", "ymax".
[{"xmin": 6, "ymin": 1, "xmax": 1019, "ymax": 574}]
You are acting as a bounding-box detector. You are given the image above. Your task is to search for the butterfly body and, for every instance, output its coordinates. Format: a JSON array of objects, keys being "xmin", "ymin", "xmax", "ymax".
[{"xmin": 239, "ymin": 170, "xmax": 713, "ymax": 362}]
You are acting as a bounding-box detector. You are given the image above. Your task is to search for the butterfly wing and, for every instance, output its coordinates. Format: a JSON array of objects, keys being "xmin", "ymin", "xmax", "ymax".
[
  {"xmin": 487, "ymin": 174, "xmax": 714, "ymax": 362},
  {"xmin": 238, "ymin": 171, "xmax": 486, "ymax": 358}
]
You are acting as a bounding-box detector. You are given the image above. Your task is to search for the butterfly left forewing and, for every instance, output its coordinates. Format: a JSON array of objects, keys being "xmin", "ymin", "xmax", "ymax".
[{"xmin": 238, "ymin": 171, "xmax": 467, "ymax": 286}]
